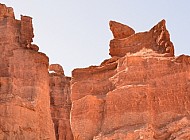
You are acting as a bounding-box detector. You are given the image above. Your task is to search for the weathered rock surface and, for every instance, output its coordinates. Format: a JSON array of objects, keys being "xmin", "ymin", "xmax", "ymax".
[
  {"xmin": 0, "ymin": 4, "xmax": 55, "ymax": 140},
  {"xmin": 49, "ymin": 64, "xmax": 73, "ymax": 140},
  {"xmin": 70, "ymin": 20, "xmax": 190, "ymax": 140},
  {"xmin": 94, "ymin": 117, "xmax": 190, "ymax": 140}
]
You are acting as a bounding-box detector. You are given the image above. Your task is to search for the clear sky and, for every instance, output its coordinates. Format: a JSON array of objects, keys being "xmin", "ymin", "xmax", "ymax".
[{"xmin": 1, "ymin": 1, "xmax": 190, "ymax": 76}]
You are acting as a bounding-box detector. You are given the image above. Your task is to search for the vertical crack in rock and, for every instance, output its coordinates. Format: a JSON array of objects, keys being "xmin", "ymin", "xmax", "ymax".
[
  {"xmin": 99, "ymin": 98, "xmax": 106, "ymax": 136},
  {"xmin": 49, "ymin": 64, "xmax": 73, "ymax": 140}
]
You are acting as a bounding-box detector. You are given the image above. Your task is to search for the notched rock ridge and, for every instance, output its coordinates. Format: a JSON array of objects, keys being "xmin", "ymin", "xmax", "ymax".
[{"xmin": 109, "ymin": 20, "xmax": 174, "ymax": 57}]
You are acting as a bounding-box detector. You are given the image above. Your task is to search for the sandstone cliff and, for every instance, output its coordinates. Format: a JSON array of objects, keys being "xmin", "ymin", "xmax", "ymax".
[
  {"xmin": 70, "ymin": 20, "xmax": 190, "ymax": 140},
  {"xmin": 0, "ymin": 4, "xmax": 55, "ymax": 140},
  {"xmin": 1, "ymin": 3, "xmax": 190, "ymax": 140}
]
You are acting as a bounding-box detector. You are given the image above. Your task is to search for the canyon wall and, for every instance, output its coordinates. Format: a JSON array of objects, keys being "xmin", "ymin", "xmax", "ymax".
[
  {"xmin": 0, "ymin": 4, "xmax": 55, "ymax": 140},
  {"xmin": 1, "ymin": 3, "xmax": 190, "ymax": 140}
]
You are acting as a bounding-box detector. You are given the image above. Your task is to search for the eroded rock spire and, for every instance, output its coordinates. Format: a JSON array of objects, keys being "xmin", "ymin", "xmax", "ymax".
[{"xmin": 109, "ymin": 19, "xmax": 174, "ymax": 57}]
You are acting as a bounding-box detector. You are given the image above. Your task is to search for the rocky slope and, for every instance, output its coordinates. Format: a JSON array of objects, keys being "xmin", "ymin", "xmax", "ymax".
[{"xmin": 1, "ymin": 3, "xmax": 190, "ymax": 140}]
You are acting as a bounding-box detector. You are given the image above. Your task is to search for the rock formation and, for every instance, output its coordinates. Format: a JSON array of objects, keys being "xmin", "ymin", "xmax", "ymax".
[
  {"xmin": 49, "ymin": 64, "xmax": 73, "ymax": 140},
  {"xmin": 0, "ymin": 4, "xmax": 55, "ymax": 140},
  {"xmin": 109, "ymin": 21, "xmax": 135, "ymax": 39},
  {"xmin": 70, "ymin": 20, "xmax": 190, "ymax": 140},
  {"xmin": 1, "ymin": 3, "xmax": 190, "ymax": 140},
  {"xmin": 109, "ymin": 20, "xmax": 174, "ymax": 57}
]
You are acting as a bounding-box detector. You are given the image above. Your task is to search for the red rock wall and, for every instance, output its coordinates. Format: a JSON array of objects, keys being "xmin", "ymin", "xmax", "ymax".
[
  {"xmin": 0, "ymin": 4, "xmax": 55, "ymax": 140},
  {"xmin": 49, "ymin": 64, "xmax": 73, "ymax": 140},
  {"xmin": 70, "ymin": 20, "xmax": 190, "ymax": 140}
]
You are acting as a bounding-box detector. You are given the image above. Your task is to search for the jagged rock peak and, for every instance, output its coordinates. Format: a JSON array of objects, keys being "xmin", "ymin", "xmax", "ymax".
[
  {"xmin": 150, "ymin": 19, "xmax": 174, "ymax": 55},
  {"xmin": 49, "ymin": 64, "xmax": 65, "ymax": 75},
  {"xmin": 109, "ymin": 20, "xmax": 135, "ymax": 39},
  {"xmin": 0, "ymin": 3, "xmax": 15, "ymax": 18},
  {"xmin": 109, "ymin": 19, "xmax": 174, "ymax": 57},
  {"xmin": 0, "ymin": 3, "xmax": 36, "ymax": 51}
]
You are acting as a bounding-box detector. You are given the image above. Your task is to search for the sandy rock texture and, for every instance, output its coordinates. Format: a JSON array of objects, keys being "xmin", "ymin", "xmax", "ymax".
[{"xmin": 0, "ymin": 4, "xmax": 55, "ymax": 140}]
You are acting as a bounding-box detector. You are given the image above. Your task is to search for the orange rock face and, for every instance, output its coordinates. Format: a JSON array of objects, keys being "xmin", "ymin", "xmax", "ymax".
[
  {"xmin": 0, "ymin": 4, "xmax": 55, "ymax": 140},
  {"xmin": 49, "ymin": 64, "xmax": 73, "ymax": 140},
  {"xmin": 70, "ymin": 20, "xmax": 190, "ymax": 140}
]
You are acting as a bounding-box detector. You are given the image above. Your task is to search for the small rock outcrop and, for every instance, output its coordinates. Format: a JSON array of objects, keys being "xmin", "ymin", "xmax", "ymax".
[
  {"xmin": 109, "ymin": 21, "xmax": 135, "ymax": 39},
  {"xmin": 49, "ymin": 64, "xmax": 65, "ymax": 75}
]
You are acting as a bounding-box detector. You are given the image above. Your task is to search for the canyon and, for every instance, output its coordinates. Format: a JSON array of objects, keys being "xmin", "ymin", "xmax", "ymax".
[{"xmin": 0, "ymin": 3, "xmax": 190, "ymax": 140}]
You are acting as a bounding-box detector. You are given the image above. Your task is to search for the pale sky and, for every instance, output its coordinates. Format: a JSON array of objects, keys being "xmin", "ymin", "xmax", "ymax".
[{"xmin": 1, "ymin": 1, "xmax": 190, "ymax": 76}]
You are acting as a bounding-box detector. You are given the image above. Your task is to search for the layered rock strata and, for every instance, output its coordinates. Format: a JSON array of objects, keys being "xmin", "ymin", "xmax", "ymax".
[
  {"xmin": 70, "ymin": 20, "xmax": 190, "ymax": 140},
  {"xmin": 49, "ymin": 64, "xmax": 73, "ymax": 140},
  {"xmin": 0, "ymin": 4, "xmax": 55, "ymax": 140}
]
